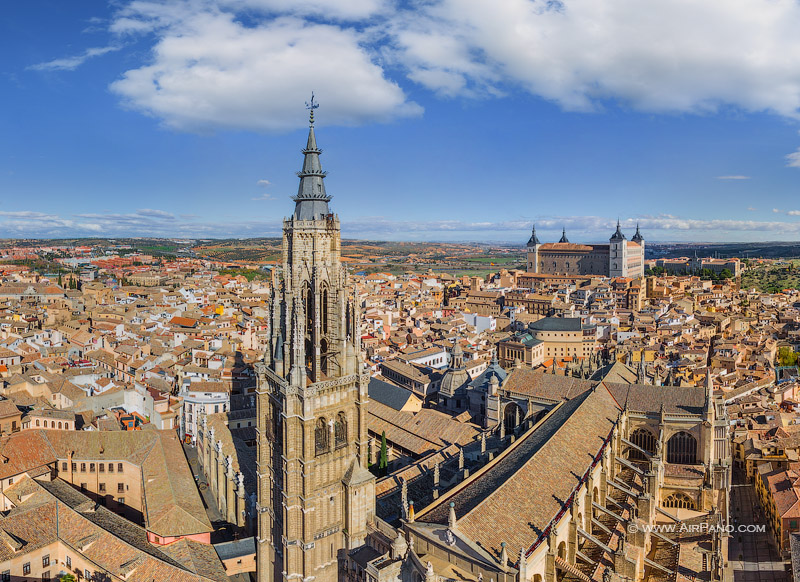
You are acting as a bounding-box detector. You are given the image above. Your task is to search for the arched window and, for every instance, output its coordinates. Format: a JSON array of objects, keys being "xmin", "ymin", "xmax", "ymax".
[
  {"xmin": 663, "ymin": 492, "xmax": 696, "ymax": 510},
  {"xmin": 335, "ymin": 411, "xmax": 347, "ymax": 449},
  {"xmin": 43, "ymin": 420, "xmax": 48, "ymax": 428},
  {"xmin": 667, "ymin": 431, "xmax": 698, "ymax": 464},
  {"xmin": 36, "ymin": 419, "xmax": 40, "ymax": 427},
  {"xmin": 557, "ymin": 542, "xmax": 566, "ymax": 559},
  {"xmin": 321, "ymin": 285, "xmax": 329, "ymax": 336},
  {"xmin": 629, "ymin": 427, "xmax": 657, "ymax": 461},
  {"xmin": 321, "ymin": 338, "xmax": 329, "ymax": 376},
  {"xmin": 503, "ymin": 403, "xmax": 522, "ymax": 434},
  {"xmin": 58, "ymin": 422, "xmax": 62, "ymax": 429},
  {"xmin": 315, "ymin": 417, "xmax": 329, "ymax": 455},
  {"xmin": 303, "ymin": 281, "xmax": 313, "ymax": 336}
]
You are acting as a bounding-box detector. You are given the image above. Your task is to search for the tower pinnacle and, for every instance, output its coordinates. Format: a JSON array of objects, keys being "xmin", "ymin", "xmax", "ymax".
[
  {"xmin": 632, "ymin": 222, "xmax": 644, "ymax": 243},
  {"xmin": 293, "ymin": 94, "xmax": 331, "ymax": 220},
  {"xmin": 558, "ymin": 227, "xmax": 569, "ymax": 244},
  {"xmin": 610, "ymin": 218, "xmax": 626, "ymax": 241},
  {"xmin": 527, "ymin": 224, "xmax": 540, "ymax": 247}
]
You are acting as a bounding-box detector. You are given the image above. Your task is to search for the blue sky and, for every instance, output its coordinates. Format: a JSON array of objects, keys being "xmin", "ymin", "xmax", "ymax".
[{"xmin": 3, "ymin": 0, "xmax": 800, "ymax": 243}]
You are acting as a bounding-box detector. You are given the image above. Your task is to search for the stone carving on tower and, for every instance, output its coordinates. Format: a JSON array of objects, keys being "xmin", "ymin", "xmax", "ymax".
[{"xmin": 255, "ymin": 97, "xmax": 375, "ymax": 582}]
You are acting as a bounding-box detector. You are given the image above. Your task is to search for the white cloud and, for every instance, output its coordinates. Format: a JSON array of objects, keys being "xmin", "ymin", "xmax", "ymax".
[
  {"xmin": 28, "ymin": 45, "xmax": 120, "ymax": 71},
  {"xmin": 256, "ymin": 179, "xmax": 271, "ymax": 187},
  {"xmin": 251, "ymin": 193, "xmax": 275, "ymax": 201},
  {"xmin": 109, "ymin": 4, "xmax": 421, "ymax": 132},
  {"xmin": 136, "ymin": 208, "xmax": 175, "ymax": 219},
  {"xmin": 747, "ymin": 207, "xmax": 757, "ymax": 211},
  {"xmin": 4, "ymin": 210, "xmax": 800, "ymax": 240},
  {"xmin": 787, "ymin": 210, "xmax": 800, "ymax": 216},
  {"xmin": 388, "ymin": 0, "xmax": 800, "ymax": 118},
  {"xmin": 222, "ymin": 0, "xmax": 387, "ymax": 20},
  {"xmin": 786, "ymin": 148, "xmax": 800, "ymax": 167},
  {"xmin": 716, "ymin": 175, "xmax": 750, "ymax": 180},
  {"xmin": 97, "ymin": 0, "xmax": 800, "ymax": 132},
  {"xmin": 773, "ymin": 208, "xmax": 782, "ymax": 213}
]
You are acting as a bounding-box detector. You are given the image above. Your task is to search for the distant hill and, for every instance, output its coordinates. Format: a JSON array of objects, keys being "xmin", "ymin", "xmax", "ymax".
[{"xmin": 647, "ymin": 242, "xmax": 800, "ymax": 260}]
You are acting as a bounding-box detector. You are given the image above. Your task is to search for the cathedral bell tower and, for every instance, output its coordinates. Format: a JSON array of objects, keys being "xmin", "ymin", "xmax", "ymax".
[{"xmin": 255, "ymin": 97, "xmax": 375, "ymax": 582}]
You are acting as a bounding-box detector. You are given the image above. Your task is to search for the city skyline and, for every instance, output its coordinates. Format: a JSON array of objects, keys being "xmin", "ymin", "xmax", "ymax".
[{"xmin": 3, "ymin": 1, "xmax": 800, "ymax": 242}]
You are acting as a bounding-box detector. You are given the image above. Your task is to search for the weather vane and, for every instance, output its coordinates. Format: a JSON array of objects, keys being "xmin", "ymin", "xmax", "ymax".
[{"xmin": 306, "ymin": 92, "xmax": 319, "ymax": 125}]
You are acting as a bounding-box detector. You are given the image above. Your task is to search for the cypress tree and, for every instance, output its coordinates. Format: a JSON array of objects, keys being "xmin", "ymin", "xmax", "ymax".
[{"xmin": 379, "ymin": 430, "xmax": 388, "ymax": 476}]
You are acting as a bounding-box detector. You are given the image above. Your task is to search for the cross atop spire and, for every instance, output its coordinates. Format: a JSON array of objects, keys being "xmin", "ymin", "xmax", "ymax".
[{"xmin": 558, "ymin": 227, "xmax": 569, "ymax": 244}]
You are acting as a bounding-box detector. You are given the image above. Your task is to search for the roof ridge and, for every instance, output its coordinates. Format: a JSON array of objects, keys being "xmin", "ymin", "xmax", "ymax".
[{"xmin": 458, "ymin": 388, "xmax": 619, "ymax": 535}]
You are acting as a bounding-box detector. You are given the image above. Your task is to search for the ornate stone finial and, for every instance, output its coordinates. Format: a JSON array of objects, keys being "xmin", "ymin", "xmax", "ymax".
[
  {"xmin": 448, "ymin": 501, "xmax": 457, "ymax": 529},
  {"xmin": 236, "ymin": 471, "xmax": 245, "ymax": 492},
  {"xmin": 305, "ymin": 92, "xmax": 319, "ymax": 125},
  {"xmin": 499, "ymin": 542, "xmax": 508, "ymax": 568},
  {"xmin": 433, "ymin": 461, "xmax": 440, "ymax": 486},
  {"xmin": 480, "ymin": 432, "xmax": 487, "ymax": 453},
  {"xmin": 425, "ymin": 561, "xmax": 435, "ymax": 582},
  {"xmin": 401, "ymin": 478, "xmax": 409, "ymax": 519},
  {"xmin": 408, "ymin": 501, "xmax": 415, "ymax": 523},
  {"xmin": 458, "ymin": 447, "xmax": 465, "ymax": 470},
  {"xmin": 391, "ymin": 530, "xmax": 408, "ymax": 559},
  {"xmin": 518, "ymin": 548, "xmax": 528, "ymax": 580}
]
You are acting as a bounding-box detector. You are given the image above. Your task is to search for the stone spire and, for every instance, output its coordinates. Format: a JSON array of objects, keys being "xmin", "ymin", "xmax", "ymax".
[
  {"xmin": 527, "ymin": 224, "xmax": 540, "ymax": 247},
  {"xmin": 401, "ymin": 477, "xmax": 408, "ymax": 519},
  {"xmin": 638, "ymin": 350, "xmax": 646, "ymax": 385},
  {"xmin": 558, "ymin": 228, "xmax": 569, "ymax": 243},
  {"xmin": 448, "ymin": 501, "xmax": 457, "ymax": 528},
  {"xmin": 293, "ymin": 94, "xmax": 332, "ymax": 220},
  {"xmin": 518, "ymin": 548, "xmax": 528, "ymax": 581}
]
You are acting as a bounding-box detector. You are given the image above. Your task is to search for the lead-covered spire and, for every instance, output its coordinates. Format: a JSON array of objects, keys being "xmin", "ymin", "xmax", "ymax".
[
  {"xmin": 610, "ymin": 218, "xmax": 626, "ymax": 241},
  {"xmin": 632, "ymin": 223, "xmax": 644, "ymax": 243},
  {"xmin": 293, "ymin": 94, "xmax": 332, "ymax": 220},
  {"xmin": 527, "ymin": 224, "xmax": 540, "ymax": 247}
]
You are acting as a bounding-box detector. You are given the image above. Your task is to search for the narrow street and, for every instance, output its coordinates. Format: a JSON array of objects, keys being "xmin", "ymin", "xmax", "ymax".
[{"xmin": 727, "ymin": 470, "xmax": 790, "ymax": 582}]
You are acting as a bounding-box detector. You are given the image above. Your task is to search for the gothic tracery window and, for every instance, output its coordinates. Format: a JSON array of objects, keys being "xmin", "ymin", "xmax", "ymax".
[
  {"xmin": 335, "ymin": 411, "xmax": 347, "ymax": 449},
  {"xmin": 663, "ymin": 492, "xmax": 696, "ymax": 510},
  {"xmin": 629, "ymin": 427, "xmax": 656, "ymax": 461},
  {"xmin": 667, "ymin": 431, "xmax": 698, "ymax": 464},
  {"xmin": 315, "ymin": 417, "xmax": 329, "ymax": 455}
]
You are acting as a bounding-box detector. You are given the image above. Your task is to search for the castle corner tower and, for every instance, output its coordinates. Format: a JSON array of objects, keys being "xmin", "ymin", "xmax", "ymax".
[{"xmin": 255, "ymin": 97, "xmax": 375, "ymax": 582}]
